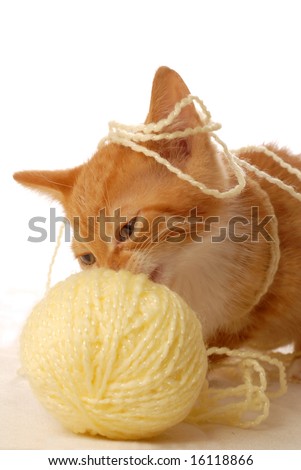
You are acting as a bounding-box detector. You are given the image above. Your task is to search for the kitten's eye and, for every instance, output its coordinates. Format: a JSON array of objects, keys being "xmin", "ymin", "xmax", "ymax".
[
  {"xmin": 79, "ymin": 253, "xmax": 96, "ymax": 266},
  {"xmin": 117, "ymin": 217, "xmax": 138, "ymax": 242}
]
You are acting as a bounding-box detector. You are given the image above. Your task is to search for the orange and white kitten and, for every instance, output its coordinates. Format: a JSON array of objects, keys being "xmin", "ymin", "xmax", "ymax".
[{"xmin": 14, "ymin": 67, "xmax": 301, "ymax": 360}]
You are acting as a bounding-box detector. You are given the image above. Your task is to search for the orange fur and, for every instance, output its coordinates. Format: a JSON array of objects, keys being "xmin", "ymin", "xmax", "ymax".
[{"xmin": 13, "ymin": 67, "xmax": 301, "ymax": 357}]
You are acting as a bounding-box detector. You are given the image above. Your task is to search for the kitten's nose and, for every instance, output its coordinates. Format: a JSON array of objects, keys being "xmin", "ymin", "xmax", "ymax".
[{"xmin": 106, "ymin": 249, "xmax": 132, "ymax": 272}]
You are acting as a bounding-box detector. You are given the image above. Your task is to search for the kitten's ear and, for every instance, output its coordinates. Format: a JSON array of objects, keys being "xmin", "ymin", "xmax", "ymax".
[
  {"xmin": 145, "ymin": 66, "xmax": 201, "ymax": 130},
  {"xmin": 13, "ymin": 166, "xmax": 82, "ymax": 203},
  {"xmin": 145, "ymin": 67, "xmax": 208, "ymax": 161}
]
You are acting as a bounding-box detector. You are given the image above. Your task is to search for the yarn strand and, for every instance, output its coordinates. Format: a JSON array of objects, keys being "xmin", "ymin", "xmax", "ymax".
[
  {"xmin": 100, "ymin": 94, "xmax": 301, "ymax": 204},
  {"xmin": 187, "ymin": 346, "xmax": 287, "ymax": 429},
  {"xmin": 46, "ymin": 223, "xmax": 65, "ymax": 291},
  {"xmin": 99, "ymin": 95, "xmax": 247, "ymax": 199}
]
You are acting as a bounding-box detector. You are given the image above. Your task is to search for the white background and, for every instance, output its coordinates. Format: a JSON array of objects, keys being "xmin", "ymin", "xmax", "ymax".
[{"xmin": 1, "ymin": 0, "xmax": 301, "ymax": 347}]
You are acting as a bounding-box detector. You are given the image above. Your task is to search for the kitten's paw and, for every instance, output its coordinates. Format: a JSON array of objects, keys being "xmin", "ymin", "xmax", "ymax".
[{"xmin": 287, "ymin": 356, "xmax": 301, "ymax": 383}]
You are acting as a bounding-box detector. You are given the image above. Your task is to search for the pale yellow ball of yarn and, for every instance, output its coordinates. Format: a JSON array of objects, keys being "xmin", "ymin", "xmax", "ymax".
[{"xmin": 21, "ymin": 268, "xmax": 207, "ymax": 440}]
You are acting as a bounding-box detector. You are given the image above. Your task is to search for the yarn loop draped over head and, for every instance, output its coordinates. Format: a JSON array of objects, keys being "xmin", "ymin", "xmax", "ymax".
[{"xmin": 98, "ymin": 95, "xmax": 301, "ymax": 202}]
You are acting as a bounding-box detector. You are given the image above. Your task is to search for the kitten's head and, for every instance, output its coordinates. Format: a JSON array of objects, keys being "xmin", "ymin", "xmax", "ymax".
[{"xmin": 14, "ymin": 67, "xmax": 223, "ymax": 286}]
